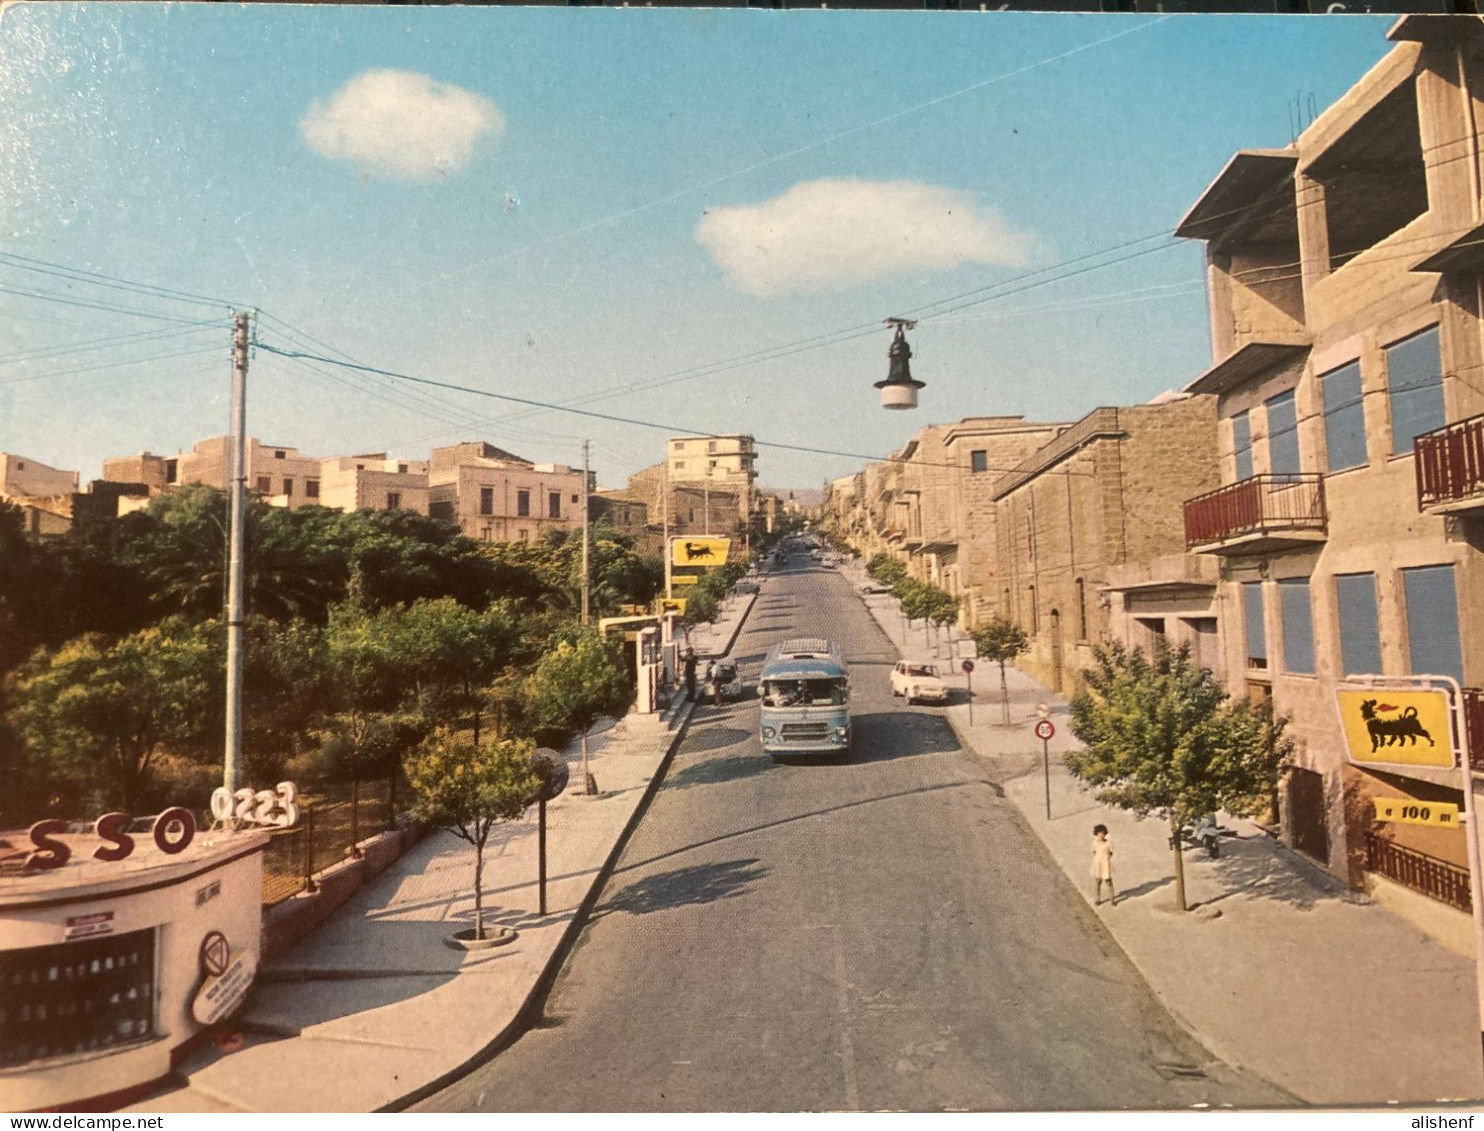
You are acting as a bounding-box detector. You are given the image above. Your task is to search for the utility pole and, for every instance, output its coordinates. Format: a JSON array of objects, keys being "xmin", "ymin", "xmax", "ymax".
[
  {"xmin": 704, "ymin": 468, "xmax": 711, "ymax": 536},
  {"xmin": 663, "ymin": 461, "xmax": 673, "ymax": 599},
  {"xmin": 580, "ymin": 439, "xmax": 591, "ymax": 626},
  {"xmin": 224, "ymin": 310, "xmax": 251, "ymax": 797}
]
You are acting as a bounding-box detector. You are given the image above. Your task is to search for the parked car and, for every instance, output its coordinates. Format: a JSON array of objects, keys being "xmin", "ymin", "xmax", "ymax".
[
  {"xmin": 715, "ymin": 660, "xmax": 744, "ymax": 701},
  {"xmin": 860, "ymin": 581, "xmax": 894, "ymax": 594},
  {"xmin": 734, "ymin": 580, "xmax": 760, "ymax": 595},
  {"xmin": 891, "ymin": 661, "xmax": 949, "ymax": 705}
]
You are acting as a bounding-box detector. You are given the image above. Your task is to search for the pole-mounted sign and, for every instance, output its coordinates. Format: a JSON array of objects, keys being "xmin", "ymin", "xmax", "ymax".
[{"xmin": 671, "ymin": 537, "xmax": 731, "ymax": 566}]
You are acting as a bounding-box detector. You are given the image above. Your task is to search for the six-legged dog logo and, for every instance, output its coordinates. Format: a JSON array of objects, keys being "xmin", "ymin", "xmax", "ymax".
[
  {"xmin": 1359, "ymin": 698, "xmax": 1435, "ymax": 752},
  {"xmin": 683, "ymin": 542, "xmax": 717, "ymax": 561}
]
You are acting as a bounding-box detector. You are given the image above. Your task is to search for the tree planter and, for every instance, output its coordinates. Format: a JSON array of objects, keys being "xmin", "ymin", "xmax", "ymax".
[{"xmin": 445, "ymin": 926, "xmax": 518, "ymax": 951}]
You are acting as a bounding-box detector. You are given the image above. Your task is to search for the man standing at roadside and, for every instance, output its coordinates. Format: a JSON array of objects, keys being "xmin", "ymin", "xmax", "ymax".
[{"xmin": 683, "ymin": 648, "xmax": 698, "ymax": 703}]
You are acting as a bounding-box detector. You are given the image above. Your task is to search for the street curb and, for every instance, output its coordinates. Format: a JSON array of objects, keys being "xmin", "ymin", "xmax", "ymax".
[
  {"xmin": 938, "ymin": 706, "xmax": 1303, "ymax": 1106},
  {"xmin": 377, "ymin": 697, "xmax": 699, "ymax": 1113},
  {"xmin": 697, "ymin": 591, "xmax": 758, "ymax": 659}
]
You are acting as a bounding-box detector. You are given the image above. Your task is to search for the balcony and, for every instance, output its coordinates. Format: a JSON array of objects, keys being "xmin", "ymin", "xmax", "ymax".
[
  {"xmin": 1415, "ymin": 413, "xmax": 1484, "ymax": 515},
  {"xmin": 1184, "ymin": 474, "xmax": 1327, "ymax": 555}
]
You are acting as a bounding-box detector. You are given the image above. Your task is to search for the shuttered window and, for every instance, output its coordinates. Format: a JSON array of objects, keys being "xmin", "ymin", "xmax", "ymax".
[
  {"xmin": 1243, "ymin": 581, "xmax": 1266, "ymax": 669},
  {"xmin": 1404, "ymin": 565, "xmax": 1463, "ymax": 684},
  {"xmin": 1279, "ymin": 578, "xmax": 1314, "ymax": 674},
  {"xmin": 1387, "ymin": 326, "xmax": 1445, "ymax": 456},
  {"xmin": 1322, "ymin": 362, "xmax": 1366, "ymax": 472},
  {"xmin": 1266, "ymin": 390, "xmax": 1300, "ymax": 475},
  {"xmin": 1335, "ymin": 573, "xmax": 1381, "ymax": 676},
  {"xmin": 1233, "ymin": 412, "xmax": 1253, "ymax": 481}
]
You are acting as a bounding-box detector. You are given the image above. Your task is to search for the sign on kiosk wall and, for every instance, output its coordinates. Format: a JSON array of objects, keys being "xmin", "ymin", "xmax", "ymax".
[
  {"xmin": 1334, "ymin": 687, "xmax": 1455, "ymax": 770},
  {"xmin": 671, "ymin": 537, "xmax": 731, "ymax": 567}
]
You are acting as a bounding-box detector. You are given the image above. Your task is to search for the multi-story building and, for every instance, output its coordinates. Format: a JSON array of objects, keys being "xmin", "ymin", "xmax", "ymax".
[
  {"xmin": 104, "ymin": 437, "xmax": 327, "ymax": 510},
  {"xmin": 620, "ymin": 461, "xmax": 749, "ymax": 541},
  {"xmin": 318, "ymin": 454, "xmax": 430, "ymax": 515},
  {"xmin": 591, "ymin": 492, "xmax": 659, "ymax": 556},
  {"xmin": 992, "ymin": 398, "xmax": 1220, "ymax": 695},
  {"xmin": 1175, "ymin": 17, "xmax": 1484, "ymax": 933},
  {"xmin": 427, "ymin": 441, "xmax": 586, "ymax": 544},
  {"xmin": 666, "ymin": 434, "xmax": 757, "ymax": 525}
]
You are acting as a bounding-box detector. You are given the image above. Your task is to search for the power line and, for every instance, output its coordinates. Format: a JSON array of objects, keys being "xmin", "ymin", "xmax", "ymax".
[
  {"xmin": 0, "ymin": 343, "xmax": 227, "ymax": 387},
  {"xmin": 0, "ymin": 321, "xmax": 224, "ymax": 367},
  {"xmin": 0, "ymin": 281, "xmax": 218, "ymax": 325},
  {"xmin": 0, "ymin": 252, "xmax": 243, "ymax": 311}
]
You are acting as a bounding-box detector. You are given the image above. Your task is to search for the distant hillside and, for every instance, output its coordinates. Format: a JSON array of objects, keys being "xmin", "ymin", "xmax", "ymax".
[{"xmin": 760, "ymin": 486, "xmax": 824, "ymax": 507}]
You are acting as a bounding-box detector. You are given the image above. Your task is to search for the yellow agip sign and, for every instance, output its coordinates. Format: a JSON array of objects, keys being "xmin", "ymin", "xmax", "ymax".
[
  {"xmin": 671, "ymin": 537, "xmax": 731, "ymax": 567},
  {"xmin": 1335, "ymin": 688, "xmax": 1455, "ymax": 769},
  {"xmin": 655, "ymin": 597, "xmax": 688, "ymax": 616}
]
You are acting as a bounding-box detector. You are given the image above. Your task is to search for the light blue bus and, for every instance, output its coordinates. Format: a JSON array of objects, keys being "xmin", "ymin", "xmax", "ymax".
[{"xmin": 758, "ymin": 637, "xmax": 851, "ymax": 758}]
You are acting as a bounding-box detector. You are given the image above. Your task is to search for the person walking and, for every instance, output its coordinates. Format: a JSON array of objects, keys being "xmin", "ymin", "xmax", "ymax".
[
  {"xmin": 1091, "ymin": 824, "xmax": 1116, "ymax": 906},
  {"xmin": 683, "ymin": 648, "xmax": 698, "ymax": 703},
  {"xmin": 704, "ymin": 659, "xmax": 719, "ymax": 706}
]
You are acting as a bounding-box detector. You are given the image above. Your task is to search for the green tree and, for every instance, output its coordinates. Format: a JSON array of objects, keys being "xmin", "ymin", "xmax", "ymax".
[
  {"xmin": 406, "ymin": 733, "xmax": 539, "ymax": 940},
  {"xmin": 519, "ymin": 631, "xmax": 633, "ymax": 749},
  {"xmin": 1066, "ymin": 639, "xmax": 1292, "ymax": 911},
  {"xmin": 866, "ymin": 554, "xmax": 908, "ymax": 587},
  {"xmin": 8, "ymin": 617, "xmax": 223, "ymax": 812},
  {"xmin": 971, "ymin": 616, "xmax": 1030, "ymax": 725}
]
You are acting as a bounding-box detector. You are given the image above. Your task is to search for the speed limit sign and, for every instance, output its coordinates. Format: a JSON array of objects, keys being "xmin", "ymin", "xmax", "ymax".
[{"xmin": 1034, "ymin": 719, "xmax": 1056, "ymax": 741}]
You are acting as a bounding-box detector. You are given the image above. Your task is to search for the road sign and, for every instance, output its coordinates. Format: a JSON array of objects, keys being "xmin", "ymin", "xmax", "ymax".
[
  {"xmin": 1373, "ymin": 797, "xmax": 1461, "ymax": 828},
  {"xmin": 961, "ymin": 659, "xmax": 975, "ymax": 674},
  {"xmin": 1335, "ymin": 687, "xmax": 1455, "ymax": 769},
  {"xmin": 671, "ymin": 537, "xmax": 731, "ymax": 567},
  {"xmin": 670, "ymin": 573, "xmax": 699, "ymax": 587},
  {"xmin": 1034, "ymin": 719, "xmax": 1056, "ymax": 741},
  {"xmin": 655, "ymin": 597, "xmax": 688, "ymax": 616}
]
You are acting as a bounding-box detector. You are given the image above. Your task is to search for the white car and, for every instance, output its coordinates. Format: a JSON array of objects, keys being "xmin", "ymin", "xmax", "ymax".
[{"xmin": 891, "ymin": 661, "xmax": 949, "ymax": 705}]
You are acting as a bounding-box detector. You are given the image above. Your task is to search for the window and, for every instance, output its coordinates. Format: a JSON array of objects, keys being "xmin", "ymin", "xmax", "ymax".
[
  {"xmin": 1233, "ymin": 412, "xmax": 1253, "ymax": 481},
  {"xmin": 14, "ymin": 461, "xmax": 22, "ymax": 470},
  {"xmin": 1387, "ymin": 326, "xmax": 1445, "ymax": 456},
  {"xmin": 1076, "ymin": 578, "xmax": 1088, "ymax": 640},
  {"xmin": 283, "ymin": 479, "xmax": 293, "ymax": 497},
  {"xmin": 548, "ymin": 492, "xmax": 561, "ymax": 519},
  {"xmin": 1266, "ymin": 390, "xmax": 1299, "ymax": 475},
  {"xmin": 709, "ymin": 460, "xmax": 718, "ymax": 470},
  {"xmin": 305, "ymin": 478, "xmax": 320, "ymax": 499},
  {"xmin": 480, "ymin": 487, "xmax": 494, "ymax": 516},
  {"xmin": 688, "ymin": 508, "xmax": 695, "ymax": 522},
  {"xmin": 1322, "ymin": 361, "xmax": 1366, "ymax": 472},
  {"xmin": 518, "ymin": 528, "xmax": 530, "ymax": 542},
  {"xmin": 1279, "ymin": 578, "xmax": 1314, "ymax": 674},
  {"xmin": 1243, "ymin": 581, "xmax": 1267, "ymax": 669},
  {"xmin": 517, "ymin": 490, "xmax": 531, "ymax": 517},
  {"xmin": 397, "ymin": 463, "xmax": 408, "ymax": 474},
  {"xmin": 274, "ymin": 450, "xmax": 285, "ymax": 460},
  {"xmin": 164, "ymin": 459, "xmax": 178, "ymax": 484},
  {"xmin": 255, "ymin": 475, "xmax": 271, "ymax": 494},
  {"xmin": 1404, "ymin": 564, "xmax": 1463, "ymax": 683},
  {"xmin": 971, "ymin": 450, "xmax": 988, "ymax": 473},
  {"xmin": 1336, "ymin": 573, "xmax": 1381, "ymax": 676},
  {"xmin": 674, "ymin": 461, "xmax": 686, "ymax": 470},
  {"xmin": 571, "ymin": 494, "xmax": 579, "ymax": 503},
  {"xmin": 481, "ymin": 526, "xmax": 492, "ymax": 542},
  {"xmin": 708, "ymin": 440, "xmax": 717, "ymax": 453},
  {"xmin": 1028, "ymin": 585, "xmax": 1039, "ymax": 633},
  {"xmin": 386, "ymin": 492, "xmax": 401, "ymax": 510}
]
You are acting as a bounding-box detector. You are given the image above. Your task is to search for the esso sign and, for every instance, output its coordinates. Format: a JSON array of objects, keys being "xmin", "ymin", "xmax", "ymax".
[
  {"xmin": 20, "ymin": 807, "xmax": 199, "ymax": 871},
  {"xmin": 1034, "ymin": 719, "xmax": 1056, "ymax": 742}
]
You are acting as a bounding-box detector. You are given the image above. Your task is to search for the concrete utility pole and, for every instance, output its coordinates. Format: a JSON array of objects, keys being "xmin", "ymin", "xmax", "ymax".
[
  {"xmin": 224, "ymin": 310, "xmax": 251, "ymax": 796},
  {"xmin": 704, "ymin": 468, "xmax": 711, "ymax": 536},
  {"xmin": 663, "ymin": 461, "xmax": 673, "ymax": 599},
  {"xmin": 580, "ymin": 439, "xmax": 591, "ymax": 625}
]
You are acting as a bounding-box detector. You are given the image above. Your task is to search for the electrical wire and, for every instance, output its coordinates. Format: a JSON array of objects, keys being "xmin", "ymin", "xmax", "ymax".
[
  {"xmin": 0, "ymin": 252, "xmax": 244, "ymax": 311},
  {"xmin": 0, "ymin": 321, "xmax": 225, "ymax": 367},
  {"xmin": 0, "ymin": 281, "xmax": 219, "ymax": 326},
  {"xmin": 0, "ymin": 343, "xmax": 228, "ymax": 387}
]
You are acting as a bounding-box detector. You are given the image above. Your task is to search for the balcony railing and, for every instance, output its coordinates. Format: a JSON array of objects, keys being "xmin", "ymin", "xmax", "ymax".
[
  {"xmin": 1416, "ymin": 413, "xmax": 1484, "ymax": 512},
  {"xmin": 1366, "ymin": 833, "xmax": 1471, "ymax": 913},
  {"xmin": 1184, "ymin": 473, "xmax": 1327, "ymax": 552}
]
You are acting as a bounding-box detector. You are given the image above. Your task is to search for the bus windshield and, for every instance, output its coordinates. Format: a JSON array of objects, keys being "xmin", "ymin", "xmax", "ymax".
[{"xmin": 762, "ymin": 678, "xmax": 847, "ymax": 708}]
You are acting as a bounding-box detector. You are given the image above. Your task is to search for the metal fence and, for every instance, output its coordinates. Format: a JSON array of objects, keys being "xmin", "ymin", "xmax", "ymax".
[
  {"xmin": 1365, "ymin": 833, "xmax": 1471, "ymax": 913},
  {"xmin": 1415, "ymin": 412, "xmax": 1484, "ymax": 510},
  {"xmin": 260, "ymin": 779, "xmax": 399, "ymax": 908}
]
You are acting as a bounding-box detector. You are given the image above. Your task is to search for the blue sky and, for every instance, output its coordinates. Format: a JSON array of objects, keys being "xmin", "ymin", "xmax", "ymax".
[{"xmin": 0, "ymin": 4, "xmax": 1393, "ymax": 490}]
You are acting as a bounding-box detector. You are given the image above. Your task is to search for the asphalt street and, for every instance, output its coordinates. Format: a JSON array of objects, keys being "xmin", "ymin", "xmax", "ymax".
[{"xmin": 420, "ymin": 555, "xmax": 1288, "ymax": 1112}]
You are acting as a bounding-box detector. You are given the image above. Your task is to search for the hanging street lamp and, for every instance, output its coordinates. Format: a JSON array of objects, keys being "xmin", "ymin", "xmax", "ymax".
[{"xmin": 875, "ymin": 317, "xmax": 924, "ymax": 410}]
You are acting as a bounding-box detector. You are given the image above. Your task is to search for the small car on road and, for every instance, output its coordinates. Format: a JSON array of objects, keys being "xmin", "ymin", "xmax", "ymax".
[
  {"xmin": 891, "ymin": 661, "xmax": 949, "ymax": 705},
  {"xmin": 715, "ymin": 660, "xmax": 744, "ymax": 701},
  {"xmin": 860, "ymin": 581, "xmax": 894, "ymax": 595}
]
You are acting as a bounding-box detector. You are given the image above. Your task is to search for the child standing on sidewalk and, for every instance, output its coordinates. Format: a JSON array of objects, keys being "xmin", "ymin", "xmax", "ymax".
[{"xmin": 1091, "ymin": 824, "xmax": 1116, "ymax": 907}]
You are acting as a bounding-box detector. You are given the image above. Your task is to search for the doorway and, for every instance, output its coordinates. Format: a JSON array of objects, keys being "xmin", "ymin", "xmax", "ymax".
[{"xmin": 1287, "ymin": 768, "xmax": 1330, "ymax": 865}]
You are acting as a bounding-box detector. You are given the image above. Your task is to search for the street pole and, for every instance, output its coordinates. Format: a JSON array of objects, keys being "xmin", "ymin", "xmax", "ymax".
[
  {"xmin": 580, "ymin": 439, "xmax": 590, "ymax": 626},
  {"xmin": 663, "ymin": 464, "xmax": 673, "ymax": 600},
  {"xmin": 538, "ymin": 797, "xmax": 548, "ymax": 916},
  {"xmin": 1453, "ymin": 685, "xmax": 1484, "ymax": 1081},
  {"xmin": 224, "ymin": 310, "xmax": 250, "ymax": 798},
  {"xmin": 1042, "ymin": 735, "xmax": 1052, "ymax": 821},
  {"xmin": 704, "ymin": 469, "xmax": 711, "ymax": 536},
  {"xmin": 967, "ymin": 670, "xmax": 974, "ymax": 726}
]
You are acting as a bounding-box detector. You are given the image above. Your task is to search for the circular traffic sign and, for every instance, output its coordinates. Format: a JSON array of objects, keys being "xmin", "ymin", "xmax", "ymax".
[
  {"xmin": 961, "ymin": 659, "xmax": 975, "ymax": 674},
  {"xmin": 199, "ymin": 930, "xmax": 230, "ymax": 978},
  {"xmin": 1033, "ymin": 719, "xmax": 1056, "ymax": 741}
]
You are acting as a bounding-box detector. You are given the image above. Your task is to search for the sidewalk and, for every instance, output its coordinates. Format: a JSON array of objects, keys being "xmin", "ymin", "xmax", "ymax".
[
  {"xmin": 845, "ymin": 558, "xmax": 1484, "ymax": 1106},
  {"xmin": 128, "ymin": 596, "xmax": 757, "ymax": 1114}
]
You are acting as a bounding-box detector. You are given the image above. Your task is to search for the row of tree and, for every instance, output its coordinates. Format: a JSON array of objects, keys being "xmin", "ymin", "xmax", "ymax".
[{"xmin": 0, "ymin": 488, "xmax": 667, "ymax": 825}]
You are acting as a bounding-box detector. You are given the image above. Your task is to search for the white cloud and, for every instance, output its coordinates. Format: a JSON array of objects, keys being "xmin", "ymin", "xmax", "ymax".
[
  {"xmin": 299, "ymin": 70, "xmax": 503, "ymax": 182},
  {"xmin": 695, "ymin": 178, "xmax": 1037, "ymax": 296}
]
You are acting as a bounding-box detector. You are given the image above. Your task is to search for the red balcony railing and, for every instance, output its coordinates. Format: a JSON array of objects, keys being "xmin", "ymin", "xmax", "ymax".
[
  {"xmin": 1184, "ymin": 474, "xmax": 1327, "ymax": 549},
  {"xmin": 1366, "ymin": 833, "xmax": 1471, "ymax": 913},
  {"xmin": 1416, "ymin": 413, "xmax": 1484, "ymax": 511}
]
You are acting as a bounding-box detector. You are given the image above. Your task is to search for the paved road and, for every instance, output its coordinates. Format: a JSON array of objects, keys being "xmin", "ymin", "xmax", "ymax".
[{"xmin": 420, "ymin": 557, "xmax": 1288, "ymax": 1112}]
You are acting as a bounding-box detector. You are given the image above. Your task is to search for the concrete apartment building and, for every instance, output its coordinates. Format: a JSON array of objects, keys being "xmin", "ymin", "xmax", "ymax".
[
  {"xmin": 318, "ymin": 454, "xmax": 430, "ymax": 515},
  {"xmin": 1172, "ymin": 16, "xmax": 1484, "ymax": 937},
  {"xmin": 667, "ymin": 434, "xmax": 757, "ymax": 525},
  {"xmin": 104, "ymin": 437, "xmax": 334, "ymax": 510},
  {"xmin": 427, "ymin": 441, "xmax": 586, "ymax": 544},
  {"xmin": 992, "ymin": 398, "xmax": 1220, "ymax": 695},
  {"xmin": 591, "ymin": 493, "xmax": 659, "ymax": 556}
]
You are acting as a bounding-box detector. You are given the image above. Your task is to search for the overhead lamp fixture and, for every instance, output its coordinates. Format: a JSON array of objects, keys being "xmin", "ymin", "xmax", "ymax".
[{"xmin": 875, "ymin": 318, "xmax": 924, "ymax": 410}]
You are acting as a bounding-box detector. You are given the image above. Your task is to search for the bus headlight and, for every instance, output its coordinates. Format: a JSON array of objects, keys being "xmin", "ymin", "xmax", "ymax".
[
  {"xmin": 834, "ymin": 727, "xmax": 848, "ymax": 741},
  {"xmin": 762, "ymin": 727, "xmax": 776, "ymax": 741}
]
